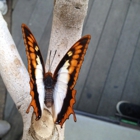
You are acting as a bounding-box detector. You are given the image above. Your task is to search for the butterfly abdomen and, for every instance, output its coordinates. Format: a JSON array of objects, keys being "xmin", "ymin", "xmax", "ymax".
[
  {"xmin": 44, "ymin": 88, "xmax": 54, "ymax": 107},
  {"xmin": 44, "ymin": 72, "xmax": 54, "ymax": 107}
]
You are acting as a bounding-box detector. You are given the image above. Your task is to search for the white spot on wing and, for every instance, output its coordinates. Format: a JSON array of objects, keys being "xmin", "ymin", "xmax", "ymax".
[
  {"xmin": 57, "ymin": 68, "xmax": 69, "ymax": 84},
  {"xmin": 35, "ymin": 55, "xmax": 45, "ymax": 113},
  {"xmin": 53, "ymin": 60, "xmax": 70, "ymax": 121}
]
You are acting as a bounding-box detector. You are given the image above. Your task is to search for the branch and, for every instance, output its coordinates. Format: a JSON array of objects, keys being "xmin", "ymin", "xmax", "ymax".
[
  {"xmin": 46, "ymin": 0, "xmax": 89, "ymax": 72},
  {"xmin": 0, "ymin": 0, "xmax": 89, "ymax": 139},
  {"xmin": 0, "ymin": 13, "xmax": 32, "ymax": 139}
]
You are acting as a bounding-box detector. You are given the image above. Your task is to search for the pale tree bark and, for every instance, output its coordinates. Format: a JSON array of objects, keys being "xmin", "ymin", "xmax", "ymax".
[{"xmin": 0, "ymin": 0, "xmax": 89, "ymax": 139}]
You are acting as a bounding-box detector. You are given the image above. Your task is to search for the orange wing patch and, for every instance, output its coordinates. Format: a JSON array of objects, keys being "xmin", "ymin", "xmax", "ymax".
[
  {"xmin": 21, "ymin": 24, "xmax": 45, "ymax": 120},
  {"xmin": 58, "ymin": 90, "xmax": 77, "ymax": 127},
  {"xmin": 68, "ymin": 35, "xmax": 91, "ymax": 90},
  {"xmin": 26, "ymin": 82, "xmax": 40, "ymax": 120}
]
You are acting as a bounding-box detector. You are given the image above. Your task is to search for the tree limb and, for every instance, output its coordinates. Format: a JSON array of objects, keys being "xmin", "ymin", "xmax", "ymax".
[{"xmin": 46, "ymin": 0, "xmax": 89, "ymax": 72}]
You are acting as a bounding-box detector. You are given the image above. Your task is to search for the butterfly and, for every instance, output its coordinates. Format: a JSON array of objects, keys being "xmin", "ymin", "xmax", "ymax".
[{"xmin": 21, "ymin": 23, "xmax": 91, "ymax": 127}]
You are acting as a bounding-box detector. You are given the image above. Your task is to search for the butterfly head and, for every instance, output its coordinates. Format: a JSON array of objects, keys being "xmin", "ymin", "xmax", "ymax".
[{"xmin": 44, "ymin": 72, "xmax": 54, "ymax": 89}]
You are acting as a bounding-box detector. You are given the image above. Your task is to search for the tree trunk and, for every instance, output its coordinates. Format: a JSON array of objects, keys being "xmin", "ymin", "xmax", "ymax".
[{"xmin": 0, "ymin": 0, "xmax": 89, "ymax": 139}]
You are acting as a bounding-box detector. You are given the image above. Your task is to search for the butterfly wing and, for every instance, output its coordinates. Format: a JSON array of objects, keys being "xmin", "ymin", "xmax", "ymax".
[
  {"xmin": 53, "ymin": 35, "xmax": 91, "ymax": 127},
  {"xmin": 21, "ymin": 24, "xmax": 45, "ymax": 120}
]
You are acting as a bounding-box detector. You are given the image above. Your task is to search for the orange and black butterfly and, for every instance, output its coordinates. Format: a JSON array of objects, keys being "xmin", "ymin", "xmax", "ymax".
[{"xmin": 21, "ymin": 23, "xmax": 91, "ymax": 127}]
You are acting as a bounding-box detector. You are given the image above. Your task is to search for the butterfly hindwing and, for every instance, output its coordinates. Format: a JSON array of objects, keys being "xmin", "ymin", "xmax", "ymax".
[
  {"xmin": 53, "ymin": 35, "xmax": 91, "ymax": 127},
  {"xmin": 21, "ymin": 24, "xmax": 45, "ymax": 120}
]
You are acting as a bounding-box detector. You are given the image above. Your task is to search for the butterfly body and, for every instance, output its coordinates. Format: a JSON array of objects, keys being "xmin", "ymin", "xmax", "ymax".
[
  {"xmin": 44, "ymin": 72, "xmax": 54, "ymax": 108},
  {"xmin": 21, "ymin": 23, "xmax": 91, "ymax": 127}
]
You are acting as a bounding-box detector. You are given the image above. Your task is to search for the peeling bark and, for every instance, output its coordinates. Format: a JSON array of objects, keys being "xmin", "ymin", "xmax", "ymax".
[{"xmin": 0, "ymin": 0, "xmax": 89, "ymax": 139}]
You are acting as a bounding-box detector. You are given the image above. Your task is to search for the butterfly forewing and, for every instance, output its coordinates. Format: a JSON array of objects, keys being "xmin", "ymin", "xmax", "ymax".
[
  {"xmin": 21, "ymin": 24, "xmax": 45, "ymax": 120},
  {"xmin": 53, "ymin": 35, "xmax": 91, "ymax": 127}
]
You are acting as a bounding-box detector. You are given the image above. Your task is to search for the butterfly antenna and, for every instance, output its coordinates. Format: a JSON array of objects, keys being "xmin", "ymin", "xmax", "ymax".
[
  {"xmin": 48, "ymin": 50, "xmax": 52, "ymax": 72},
  {"xmin": 49, "ymin": 50, "xmax": 57, "ymax": 72}
]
